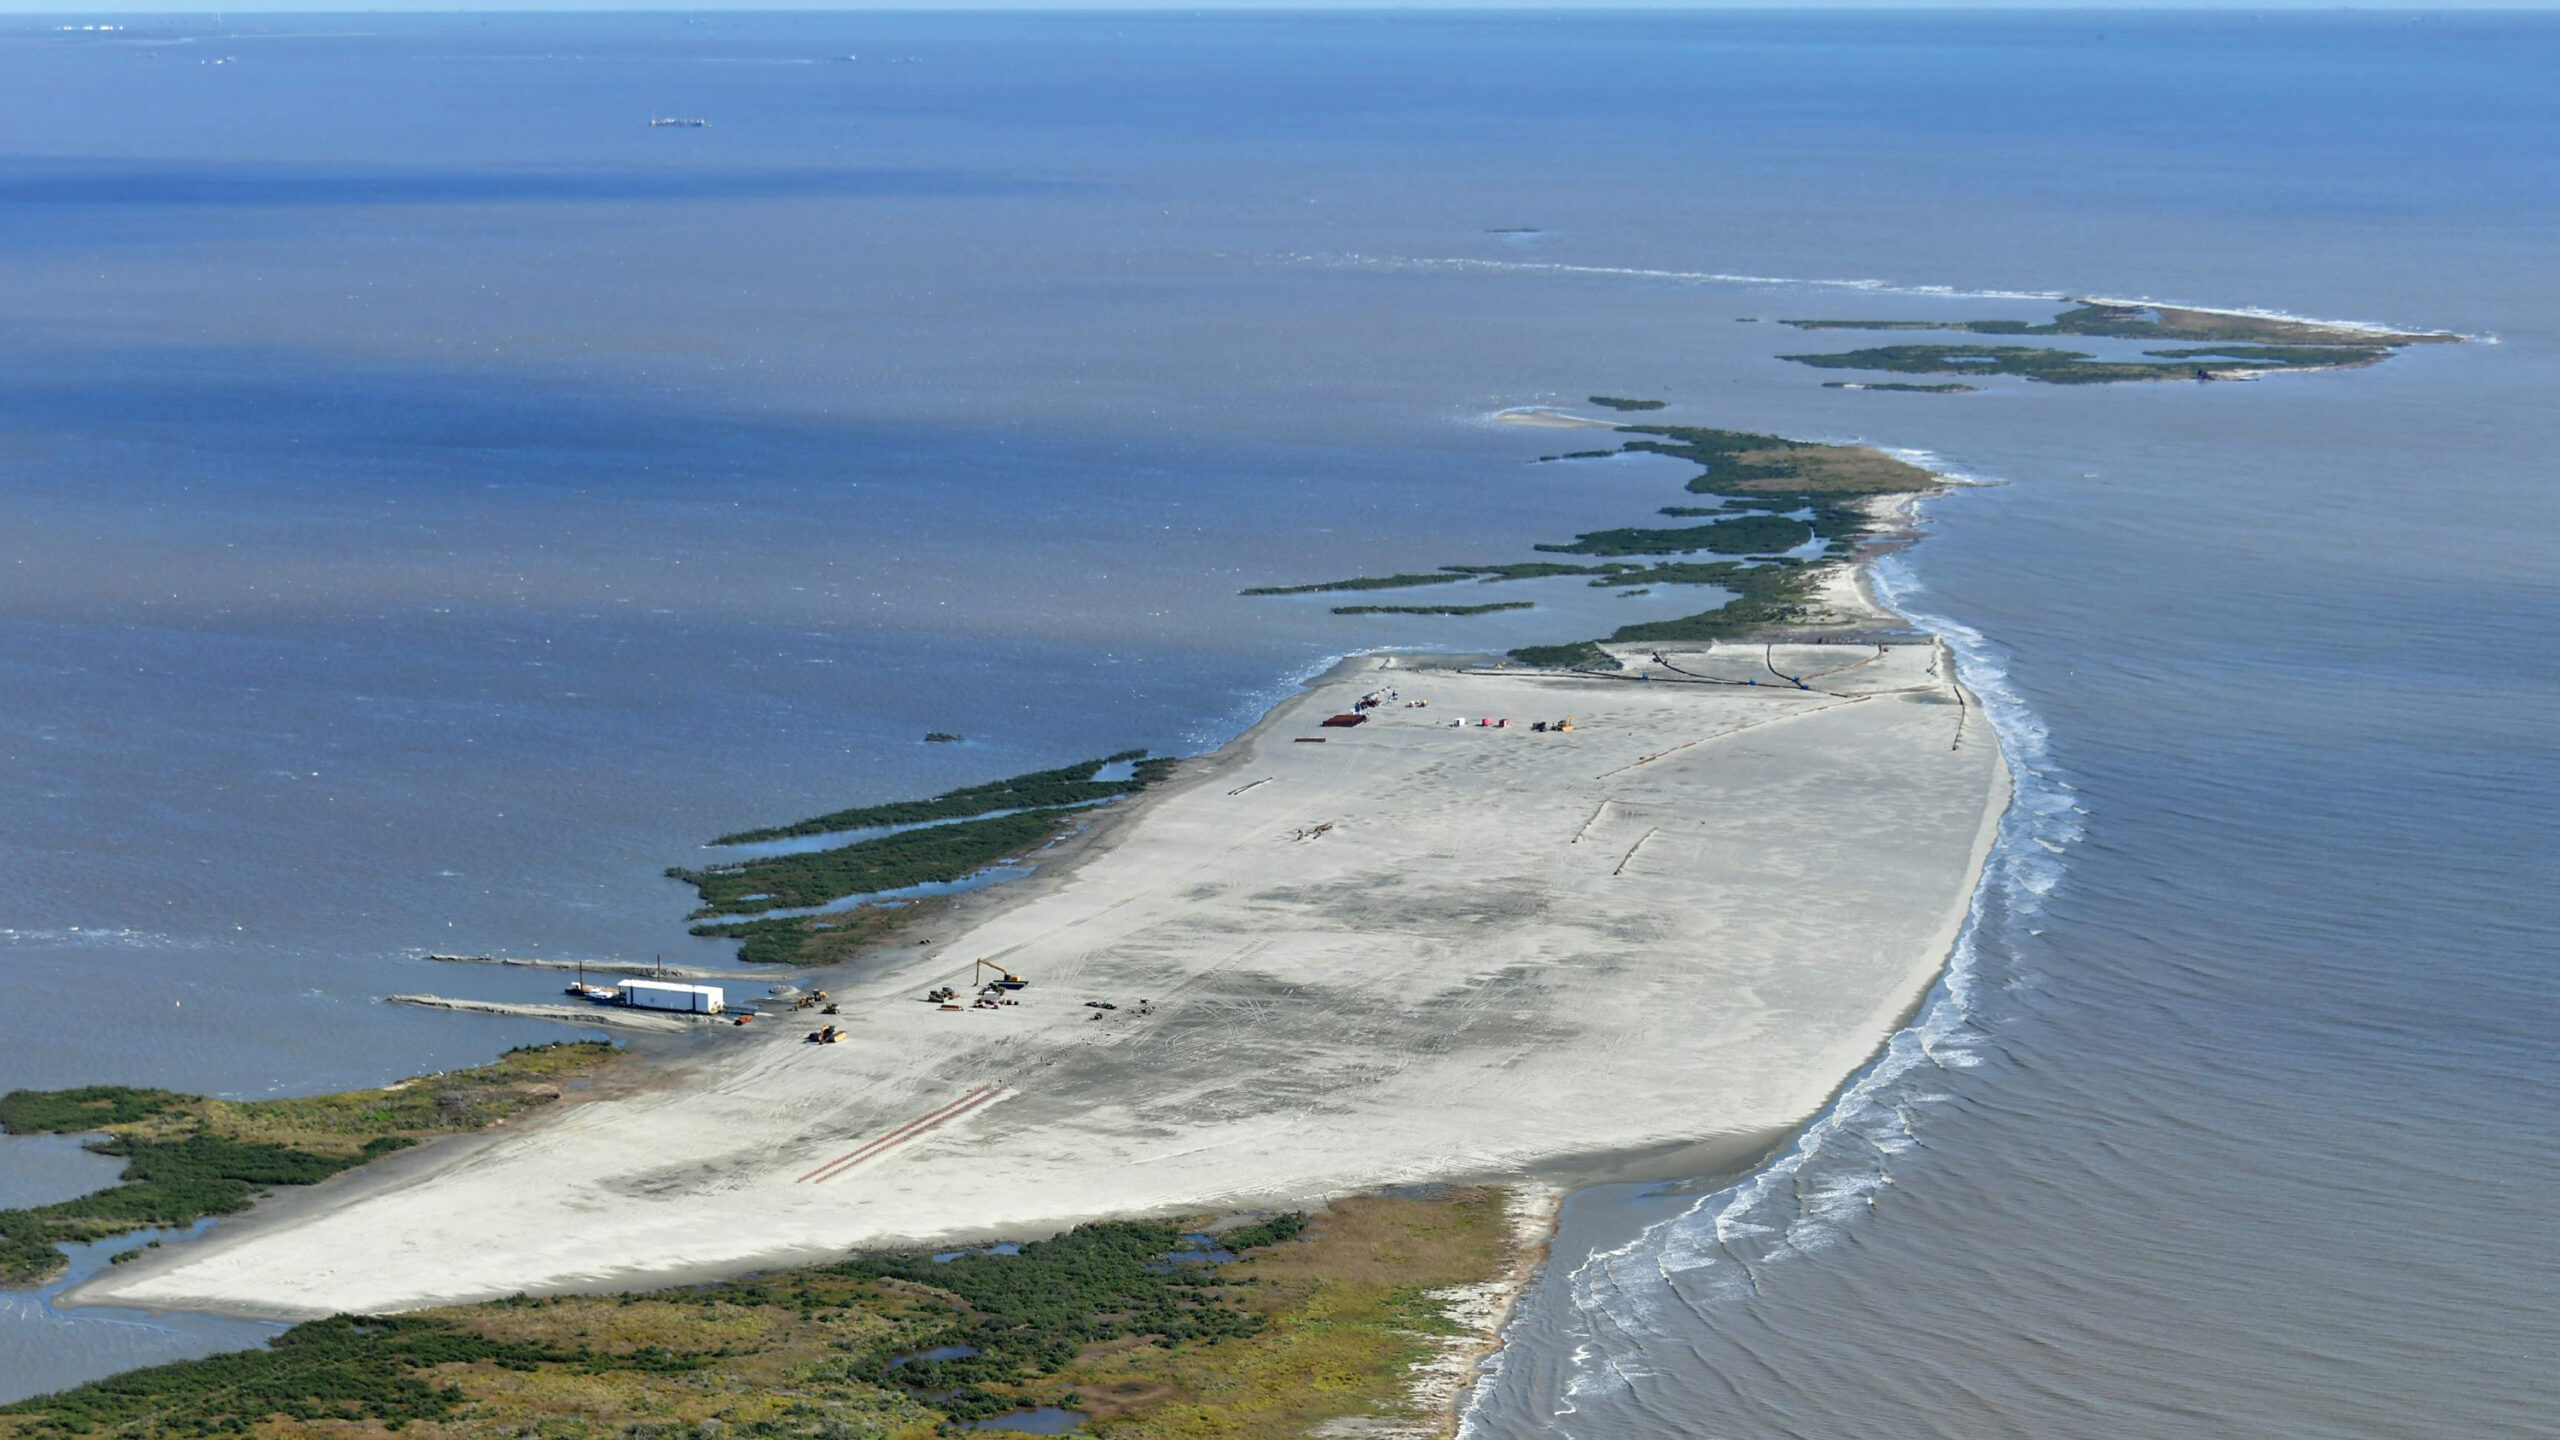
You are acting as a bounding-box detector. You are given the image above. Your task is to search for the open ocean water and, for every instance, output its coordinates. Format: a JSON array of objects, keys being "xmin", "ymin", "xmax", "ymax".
[{"xmin": 1, "ymin": 11, "xmax": 2552, "ymax": 1431}]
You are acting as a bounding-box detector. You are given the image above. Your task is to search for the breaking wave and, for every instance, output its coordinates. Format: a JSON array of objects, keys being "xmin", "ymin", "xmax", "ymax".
[{"xmin": 1457, "ymin": 495, "xmax": 2081, "ymax": 1426}]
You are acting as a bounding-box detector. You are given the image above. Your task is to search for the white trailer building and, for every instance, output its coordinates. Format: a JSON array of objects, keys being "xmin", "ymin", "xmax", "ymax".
[{"xmin": 619, "ymin": 979, "xmax": 725, "ymax": 1015}]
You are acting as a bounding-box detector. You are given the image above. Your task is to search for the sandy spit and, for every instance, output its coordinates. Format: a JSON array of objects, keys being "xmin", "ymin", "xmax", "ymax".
[{"xmin": 76, "ymin": 627, "xmax": 2007, "ymax": 1320}]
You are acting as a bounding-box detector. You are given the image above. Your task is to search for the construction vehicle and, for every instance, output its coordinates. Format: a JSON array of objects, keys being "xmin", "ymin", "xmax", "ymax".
[
  {"xmin": 927, "ymin": 985, "xmax": 958, "ymax": 1004},
  {"xmin": 821, "ymin": 1003, "xmax": 840, "ymax": 1016},
  {"xmin": 804, "ymin": 1025, "xmax": 842, "ymax": 1045},
  {"xmin": 975, "ymin": 959, "xmax": 1029, "ymax": 991}
]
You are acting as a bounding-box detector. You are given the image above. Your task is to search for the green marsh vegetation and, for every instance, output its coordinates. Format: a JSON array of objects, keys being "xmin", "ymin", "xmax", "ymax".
[
  {"xmin": 1237, "ymin": 574, "xmax": 1460, "ymax": 597},
  {"xmin": 678, "ymin": 755, "xmax": 1179, "ymax": 961},
  {"xmin": 1535, "ymin": 514, "xmax": 1812, "ymax": 558},
  {"xmin": 1611, "ymin": 426, "xmax": 1940, "ymax": 495},
  {"xmin": 687, "ymin": 906, "xmax": 924, "ymax": 968},
  {"xmin": 0, "ymin": 1044, "xmax": 615, "ymax": 1288},
  {"xmin": 1238, "ymin": 422, "xmax": 1935, "ymax": 671},
  {"xmin": 1778, "ymin": 342, "xmax": 2388, "ymax": 385},
  {"xmin": 1777, "ymin": 299, "xmax": 2452, "ymax": 347},
  {"xmin": 0, "ymin": 1191, "xmax": 1516, "ymax": 1440},
  {"xmin": 673, "ymin": 809, "xmax": 1071, "ymax": 919},
  {"xmin": 1439, "ymin": 561, "xmax": 1607, "ymax": 582},
  {"xmin": 1823, "ymin": 381, "xmax": 1976, "ymax": 393},
  {"xmin": 833, "ymin": 1218, "xmax": 1301, "ymax": 1417},
  {"xmin": 1330, "ymin": 601, "xmax": 1533, "ymax": 616},
  {"xmin": 1774, "ymin": 299, "xmax": 2446, "ymax": 385},
  {"xmin": 1511, "ymin": 562, "xmax": 1824, "ymax": 669},
  {"xmin": 0, "ymin": 1312, "xmax": 727, "ymax": 1440},
  {"xmin": 1585, "ymin": 395, "xmax": 1665, "ymax": 411},
  {"xmin": 1505, "ymin": 640, "xmax": 1621, "ymax": 670},
  {"xmin": 2145, "ymin": 344, "xmax": 2389, "ymax": 365},
  {"xmin": 712, "ymin": 752, "xmax": 1160, "ymax": 846}
]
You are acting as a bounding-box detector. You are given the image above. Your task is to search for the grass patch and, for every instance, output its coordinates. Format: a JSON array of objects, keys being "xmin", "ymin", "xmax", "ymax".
[
  {"xmin": 0, "ymin": 1044, "xmax": 615, "ymax": 1289},
  {"xmin": 1330, "ymin": 602, "xmax": 1532, "ymax": 617},
  {"xmin": 0, "ymin": 1191, "xmax": 1515, "ymax": 1440},
  {"xmin": 713, "ymin": 753, "xmax": 1157, "ymax": 846},
  {"xmin": 1585, "ymin": 395, "xmax": 1665, "ymax": 411},
  {"xmin": 1823, "ymin": 381, "xmax": 1976, "ymax": 393}
]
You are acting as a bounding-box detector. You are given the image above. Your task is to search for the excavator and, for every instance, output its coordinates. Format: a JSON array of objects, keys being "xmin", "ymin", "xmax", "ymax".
[
  {"xmin": 975, "ymin": 959, "xmax": 1029, "ymax": 992},
  {"xmin": 804, "ymin": 1024, "xmax": 842, "ymax": 1045}
]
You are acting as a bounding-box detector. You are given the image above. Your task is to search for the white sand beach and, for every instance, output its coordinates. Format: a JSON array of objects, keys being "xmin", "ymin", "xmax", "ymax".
[
  {"xmin": 77, "ymin": 638, "xmax": 2007, "ymax": 1319},
  {"xmin": 1488, "ymin": 407, "xmax": 1617, "ymax": 428}
]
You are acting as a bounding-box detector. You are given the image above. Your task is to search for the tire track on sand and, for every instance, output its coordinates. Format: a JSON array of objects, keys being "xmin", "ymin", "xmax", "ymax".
[{"xmin": 797, "ymin": 1084, "xmax": 1007, "ymax": 1185}]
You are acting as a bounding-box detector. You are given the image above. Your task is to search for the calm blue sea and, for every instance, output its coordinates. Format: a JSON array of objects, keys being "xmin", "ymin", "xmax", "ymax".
[{"xmin": 1, "ymin": 11, "xmax": 2552, "ymax": 1431}]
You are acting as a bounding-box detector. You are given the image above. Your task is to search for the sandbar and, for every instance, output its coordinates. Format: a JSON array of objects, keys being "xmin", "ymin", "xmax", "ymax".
[{"xmin": 1489, "ymin": 407, "xmax": 1615, "ymax": 429}]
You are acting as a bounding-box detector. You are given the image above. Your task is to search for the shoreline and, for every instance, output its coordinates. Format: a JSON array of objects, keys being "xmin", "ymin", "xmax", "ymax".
[
  {"xmin": 17, "ymin": 471, "xmax": 2025, "ymax": 1440},
  {"xmin": 70, "ymin": 625, "xmax": 2010, "ymax": 1323},
  {"xmin": 32, "ymin": 437, "xmax": 2014, "ymax": 1440},
  {"xmin": 1447, "ymin": 489, "xmax": 2014, "ymax": 1428}
]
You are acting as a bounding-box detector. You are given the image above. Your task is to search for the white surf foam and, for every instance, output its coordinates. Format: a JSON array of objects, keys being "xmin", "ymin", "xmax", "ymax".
[
  {"xmin": 1284, "ymin": 253, "xmax": 2461, "ymax": 339},
  {"xmin": 0, "ymin": 927, "xmax": 196, "ymax": 951},
  {"xmin": 1457, "ymin": 492, "xmax": 2081, "ymax": 1425},
  {"xmin": 1289, "ymin": 251, "xmax": 2068, "ymax": 303}
]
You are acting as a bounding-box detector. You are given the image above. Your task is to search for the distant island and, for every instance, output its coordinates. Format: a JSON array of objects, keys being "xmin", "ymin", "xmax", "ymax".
[{"xmin": 1779, "ymin": 299, "xmax": 2457, "ymax": 385}]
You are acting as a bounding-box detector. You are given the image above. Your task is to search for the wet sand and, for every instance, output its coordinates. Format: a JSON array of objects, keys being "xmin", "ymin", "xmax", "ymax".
[{"xmin": 76, "ymin": 638, "xmax": 2007, "ymax": 1319}]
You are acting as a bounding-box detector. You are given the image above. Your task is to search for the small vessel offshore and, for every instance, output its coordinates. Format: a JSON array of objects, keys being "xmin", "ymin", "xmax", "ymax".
[{"xmin": 648, "ymin": 117, "xmax": 708, "ymax": 128}]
